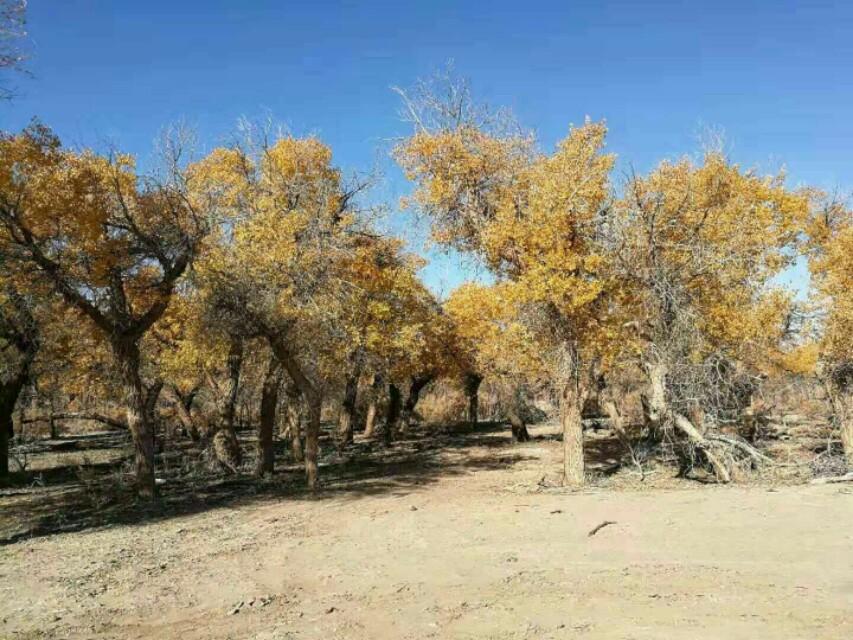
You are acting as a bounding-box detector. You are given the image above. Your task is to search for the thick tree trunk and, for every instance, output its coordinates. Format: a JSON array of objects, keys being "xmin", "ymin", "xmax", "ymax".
[
  {"xmin": 337, "ymin": 371, "xmax": 359, "ymax": 447},
  {"xmin": 400, "ymin": 375, "xmax": 432, "ymax": 433},
  {"xmin": 257, "ymin": 358, "xmax": 283, "ymax": 477},
  {"xmin": 561, "ymin": 381, "xmax": 587, "ymax": 487},
  {"xmin": 113, "ymin": 340, "xmax": 157, "ymax": 500},
  {"xmin": 506, "ymin": 391, "xmax": 530, "ymax": 443},
  {"xmin": 464, "ymin": 373, "xmax": 482, "ymax": 427},
  {"xmin": 383, "ymin": 383, "xmax": 402, "ymax": 444},
  {"xmin": 216, "ymin": 338, "xmax": 243, "ymax": 470},
  {"xmin": 0, "ymin": 373, "xmax": 27, "ymax": 478},
  {"xmin": 363, "ymin": 374, "xmax": 381, "ymax": 439}
]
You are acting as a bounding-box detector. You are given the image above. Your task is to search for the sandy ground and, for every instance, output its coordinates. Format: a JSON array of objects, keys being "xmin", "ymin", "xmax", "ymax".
[{"xmin": 1, "ymin": 424, "xmax": 852, "ymax": 639}]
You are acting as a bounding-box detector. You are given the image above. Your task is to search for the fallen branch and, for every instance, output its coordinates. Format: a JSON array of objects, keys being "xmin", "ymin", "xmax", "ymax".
[
  {"xmin": 706, "ymin": 433, "xmax": 773, "ymax": 464},
  {"xmin": 588, "ymin": 520, "xmax": 617, "ymax": 537},
  {"xmin": 672, "ymin": 413, "xmax": 731, "ymax": 483},
  {"xmin": 810, "ymin": 472, "xmax": 853, "ymax": 485}
]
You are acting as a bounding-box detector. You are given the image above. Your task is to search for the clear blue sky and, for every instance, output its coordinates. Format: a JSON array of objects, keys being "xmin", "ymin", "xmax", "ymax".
[{"xmin": 3, "ymin": 0, "xmax": 851, "ymax": 295}]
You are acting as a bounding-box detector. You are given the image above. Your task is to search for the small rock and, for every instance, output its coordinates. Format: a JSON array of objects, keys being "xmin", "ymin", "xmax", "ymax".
[
  {"xmin": 325, "ymin": 606, "xmax": 336, "ymax": 614},
  {"xmin": 410, "ymin": 506, "xmax": 418, "ymax": 511}
]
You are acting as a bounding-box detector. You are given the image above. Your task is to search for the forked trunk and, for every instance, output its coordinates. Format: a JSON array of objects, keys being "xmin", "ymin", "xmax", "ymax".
[
  {"xmin": 257, "ymin": 357, "xmax": 283, "ymax": 477},
  {"xmin": 464, "ymin": 373, "xmax": 482, "ymax": 427},
  {"xmin": 171, "ymin": 386, "xmax": 200, "ymax": 441},
  {"xmin": 383, "ymin": 383, "xmax": 402, "ymax": 444},
  {"xmin": 337, "ymin": 371, "xmax": 359, "ymax": 447},
  {"xmin": 561, "ymin": 381, "xmax": 587, "ymax": 487}
]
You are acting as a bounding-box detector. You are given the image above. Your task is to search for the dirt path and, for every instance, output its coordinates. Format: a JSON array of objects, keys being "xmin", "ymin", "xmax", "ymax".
[{"xmin": 1, "ymin": 425, "xmax": 851, "ymax": 639}]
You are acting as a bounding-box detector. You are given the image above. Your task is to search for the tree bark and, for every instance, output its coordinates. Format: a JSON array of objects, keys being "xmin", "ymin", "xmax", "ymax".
[
  {"xmin": 400, "ymin": 375, "xmax": 432, "ymax": 433},
  {"xmin": 383, "ymin": 383, "xmax": 402, "ymax": 444},
  {"xmin": 561, "ymin": 380, "xmax": 587, "ymax": 487},
  {"xmin": 506, "ymin": 389, "xmax": 530, "ymax": 443},
  {"xmin": 0, "ymin": 373, "xmax": 26, "ymax": 479},
  {"xmin": 464, "ymin": 373, "xmax": 482, "ymax": 427},
  {"xmin": 169, "ymin": 385, "xmax": 200, "ymax": 441},
  {"xmin": 113, "ymin": 339, "xmax": 157, "ymax": 500},
  {"xmin": 337, "ymin": 371, "xmax": 359, "ymax": 447},
  {"xmin": 363, "ymin": 374, "xmax": 381, "ymax": 439},
  {"xmin": 213, "ymin": 337, "xmax": 243, "ymax": 473},
  {"xmin": 257, "ymin": 357, "xmax": 283, "ymax": 477},
  {"xmin": 641, "ymin": 361, "xmax": 668, "ymax": 439}
]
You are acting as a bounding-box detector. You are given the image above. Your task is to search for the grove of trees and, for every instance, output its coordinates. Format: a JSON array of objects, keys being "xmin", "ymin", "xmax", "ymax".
[{"xmin": 1, "ymin": 67, "xmax": 851, "ymax": 500}]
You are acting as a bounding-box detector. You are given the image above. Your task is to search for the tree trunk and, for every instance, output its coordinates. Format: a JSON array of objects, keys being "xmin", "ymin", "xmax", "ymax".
[
  {"xmin": 257, "ymin": 357, "xmax": 283, "ymax": 477},
  {"xmin": 337, "ymin": 371, "xmax": 359, "ymax": 447},
  {"xmin": 400, "ymin": 375, "xmax": 432, "ymax": 433},
  {"xmin": 363, "ymin": 374, "xmax": 381, "ymax": 439},
  {"xmin": 170, "ymin": 386, "xmax": 200, "ymax": 441},
  {"xmin": 0, "ymin": 372, "xmax": 27, "ymax": 478},
  {"xmin": 464, "ymin": 373, "xmax": 482, "ymax": 427},
  {"xmin": 641, "ymin": 361, "xmax": 668, "ymax": 439},
  {"xmin": 383, "ymin": 383, "xmax": 402, "ymax": 445},
  {"xmin": 561, "ymin": 381, "xmax": 587, "ymax": 487},
  {"xmin": 113, "ymin": 339, "xmax": 156, "ymax": 500},
  {"xmin": 506, "ymin": 389, "xmax": 530, "ymax": 443},
  {"xmin": 304, "ymin": 392, "xmax": 322, "ymax": 490},
  {"xmin": 269, "ymin": 335, "xmax": 322, "ymax": 488},
  {"xmin": 214, "ymin": 337, "xmax": 243, "ymax": 472}
]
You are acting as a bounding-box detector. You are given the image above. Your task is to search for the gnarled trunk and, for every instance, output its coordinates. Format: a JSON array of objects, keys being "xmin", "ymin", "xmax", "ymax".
[
  {"xmin": 383, "ymin": 383, "xmax": 402, "ymax": 444},
  {"xmin": 213, "ymin": 338, "xmax": 244, "ymax": 473},
  {"xmin": 337, "ymin": 371, "xmax": 359, "ymax": 447},
  {"xmin": 257, "ymin": 357, "xmax": 283, "ymax": 477},
  {"xmin": 464, "ymin": 373, "xmax": 482, "ymax": 427},
  {"xmin": 113, "ymin": 339, "xmax": 156, "ymax": 500},
  {"xmin": 400, "ymin": 375, "xmax": 432, "ymax": 433}
]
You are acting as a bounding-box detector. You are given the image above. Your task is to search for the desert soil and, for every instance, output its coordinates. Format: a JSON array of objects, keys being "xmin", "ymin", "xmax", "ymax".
[{"xmin": 1, "ymin": 423, "xmax": 851, "ymax": 639}]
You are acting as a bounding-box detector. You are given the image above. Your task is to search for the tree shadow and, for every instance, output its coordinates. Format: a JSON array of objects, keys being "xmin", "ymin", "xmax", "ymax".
[{"xmin": 0, "ymin": 420, "xmax": 542, "ymax": 545}]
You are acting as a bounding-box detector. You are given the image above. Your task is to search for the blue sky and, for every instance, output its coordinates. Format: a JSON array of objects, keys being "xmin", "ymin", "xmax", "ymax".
[{"xmin": 2, "ymin": 0, "xmax": 851, "ymax": 295}]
